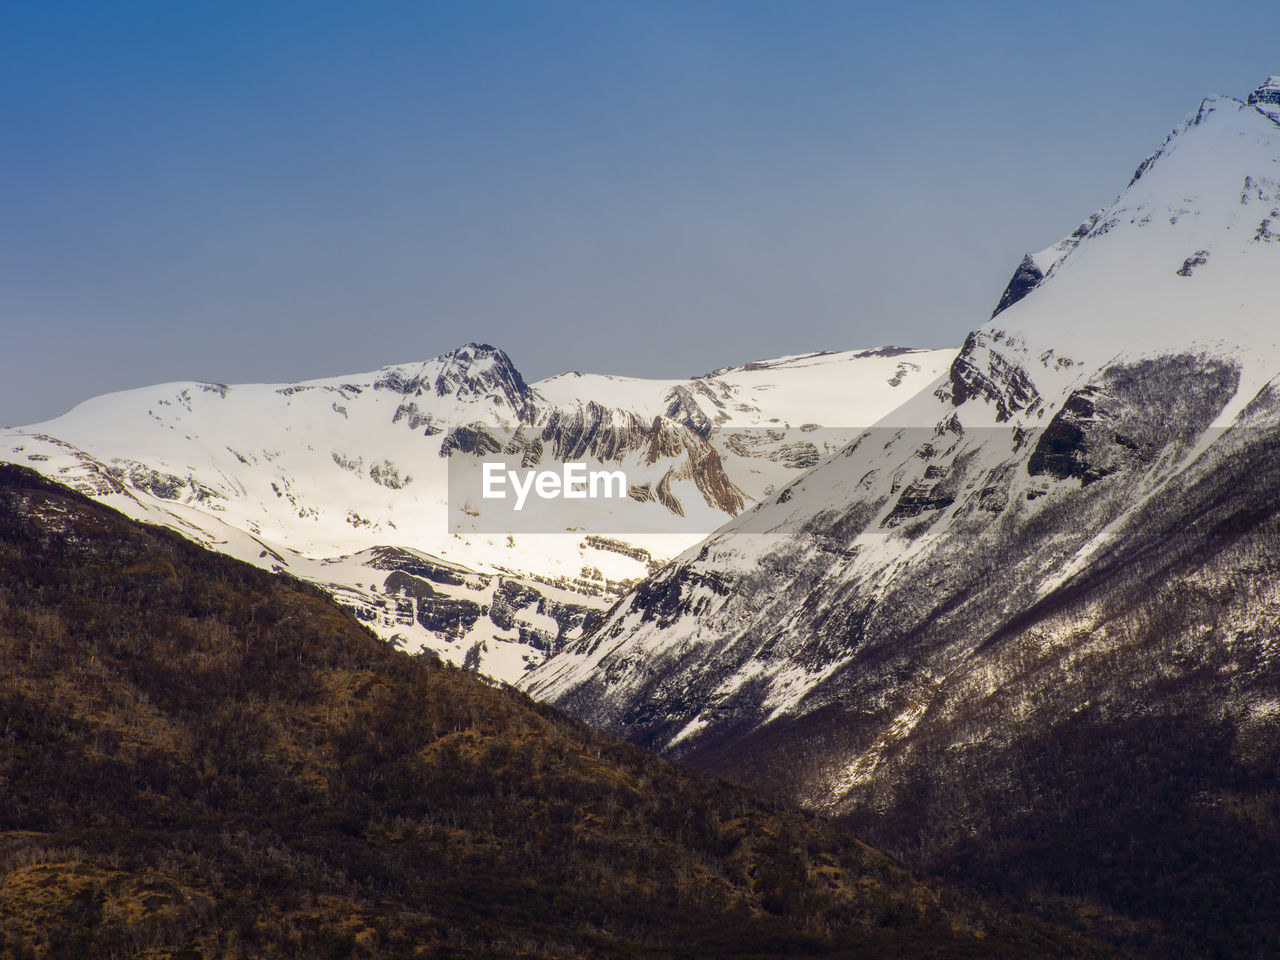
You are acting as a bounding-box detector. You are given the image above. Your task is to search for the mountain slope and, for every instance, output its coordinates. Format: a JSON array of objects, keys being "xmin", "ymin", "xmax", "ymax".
[
  {"xmin": 0, "ymin": 464, "xmax": 1106, "ymax": 959},
  {"xmin": 524, "ymin": 78, "xmax": 1280, "ymax": 957},
  {"xmin": 1, "ymin": 344, "xmax": 952, "ymax": 681}
]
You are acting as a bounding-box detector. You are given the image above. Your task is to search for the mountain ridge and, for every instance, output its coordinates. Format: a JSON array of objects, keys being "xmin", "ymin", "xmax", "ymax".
[
  {"xmin": 520, "ymin": 77, "xmax": 1280, "ymax": 957},
  {"xmin": 2, "ymin": 342, "xmax": 954, "ymax": 681}
]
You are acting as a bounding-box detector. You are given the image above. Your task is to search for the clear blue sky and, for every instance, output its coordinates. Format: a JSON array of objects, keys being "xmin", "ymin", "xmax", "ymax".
[{"xmin": 3, "ymin": 0, "xmax": 1279, "ymax": 424}]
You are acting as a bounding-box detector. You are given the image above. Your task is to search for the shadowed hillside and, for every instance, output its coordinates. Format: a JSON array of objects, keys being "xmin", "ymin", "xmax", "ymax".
[{"xmin": 0, "ymin": 465, "xmax": 1105, "ymax": 959}]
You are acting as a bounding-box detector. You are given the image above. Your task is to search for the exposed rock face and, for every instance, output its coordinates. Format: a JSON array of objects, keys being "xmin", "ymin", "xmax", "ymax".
[
  {"xmin": 1028, "ymin": 356, "xmax": 1238, "ymax": 485},
  {"xmin": 645, "ymin": 424, "xmax": 747, "ymax": 515},
  {"xmin": 376, "ymin": 342, "xmax": 538, "ymax": 423},
  {"xmin": 105, "ymin": 462, "xmax": 223, "ymax": 504},
  {"xmin": 880, "ymin": 478, "xmax": 956, "ymax": 528},
  {"xmin": 990, "ymin": 253, "xmax": 1044, "ymax": 318},
  {"xmin": 771, "ymin": 441, "xmax": 821, "ymax": 469},
  {"xmin": 538, "ymin": 403, "xmax": 652, "ymax": 462},
  {"xmin": 942, "ymin": 330, "xmax": 1042, "ymax": 421},
  {"xmin": 439, "ymin": 424, "xmax": 503, "ymax": 457},
  {"xmin": 1249, "ymin": 75, "xmax": 1280, "ymax": 119},
  {"xmin": 663, "ymin": 383, "xmax": 722, "ymax": 437},
  {"xmin": 383, "ymin": 569, "xmax": 483, "ymax": 640},
  {"xmin": 374, "ymin": 551, "xmax": 603, "ymax": 657},
  {"xmin": 489, "ymin": 578, "xmax": 601, "ymax": 653},
  {"xmin": 365, "ymin": 545, "xmax": 469, "ymax": 585},
  {"xmin": 1176, "ymin": 249, "xmax": 1210, "ymax": 276}
]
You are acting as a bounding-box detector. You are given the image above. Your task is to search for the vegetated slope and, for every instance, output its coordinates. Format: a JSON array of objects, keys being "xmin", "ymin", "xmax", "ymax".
[
  {"xmin": 524, "ymin": 79, "xmax": 1280, "ymax": 958},
  {"xmin": 1, "ymin": 343, "xmax": 952, "ymax": 682},
  {"xmin": 0, "ymin": 465, "xmax": 1100, "ymax": 960}
]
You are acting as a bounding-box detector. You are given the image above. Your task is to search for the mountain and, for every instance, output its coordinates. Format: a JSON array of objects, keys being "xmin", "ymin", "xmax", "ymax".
[
  {"xmin": 524, "ymin": 79, "xmax": 1280, "ymax": 956},
  {"xmin": 0, "ymin": 343, "xmax": 952, "ymax": 682},
  {"xmin": 0, "ymin": 464, "xmax": 1110, "ymax": 958}
]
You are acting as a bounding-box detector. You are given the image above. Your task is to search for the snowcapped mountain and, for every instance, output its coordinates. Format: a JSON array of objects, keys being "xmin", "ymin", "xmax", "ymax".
[
  {"xmin": 1, "ymin": 342, "xmax": 951, "ymax": 681},
  {"xmin": 525, "ymin": 77, "xmax": 1280, "ymax": 818}
]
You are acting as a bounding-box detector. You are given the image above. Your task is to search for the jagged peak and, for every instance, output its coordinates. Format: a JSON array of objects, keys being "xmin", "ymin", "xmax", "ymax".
[
  {"xmin": 1249, "ymin": 75, "xmax": 1280, "ymax": 123},
  {"xmin": 433, "ymin": 341, "xmax": 522, "ymax": 385},
  {"xmin": 1126, "ymin": 86, "xmax": 1269, "ymax": 187},
  {"xmin": 1248, "ymin": 75, "xmax": 1280, "ymax": 105},
  {"xmin": 375, "ymin": 343, "xmax": 536, "ymax": 420},
  {"xmin": 991, "ymin": 253, "xmax": 1044, "ymax": 319}
]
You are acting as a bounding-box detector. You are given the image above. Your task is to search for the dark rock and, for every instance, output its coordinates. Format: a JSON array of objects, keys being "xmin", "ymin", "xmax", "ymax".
[
  {"xmin": 946, "ymin": 332, "xmax": 1041, "ymax": 421},
  {"xmin": 365, "ymin": 546, "xmax": 468, "ymax": 586},
  {"xmin": 991, "ymin": 254, "xmax": 1044, "ymax": 318},
  {"xmin": 439, "ymin": 425, "xmax": 503, "ymax": 457},
  {"xmin": 1176, "ymin": 250, "xmax": 1210, "ymax": 276}
]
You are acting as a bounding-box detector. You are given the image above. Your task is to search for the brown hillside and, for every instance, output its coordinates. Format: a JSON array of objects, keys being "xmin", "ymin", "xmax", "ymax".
[{"xmin": 0, "ymin": 464, "xmax": 1107, "ymax": 959}]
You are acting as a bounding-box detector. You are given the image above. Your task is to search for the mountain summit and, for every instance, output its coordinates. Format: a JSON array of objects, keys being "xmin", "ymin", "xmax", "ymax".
[
  {"xmin": 374, "ymin": 342, "xmax": 537, "ymax": 422},
  {"xmin": 524, "ymin": 78, "xmax": 1280, "ymax": 956},
  {"xmin": 2, "ymin": 339, "xmax": 952, "ymax": 681},
  {"xmin": 1249, "ymin": 74, "xmax": 1280, "ymax": 119}
]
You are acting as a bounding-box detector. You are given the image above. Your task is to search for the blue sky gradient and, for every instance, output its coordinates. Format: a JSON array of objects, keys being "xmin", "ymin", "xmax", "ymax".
[{"xmin": 4, "ymin": 0, "xmax": 1279, "ymax": 423}]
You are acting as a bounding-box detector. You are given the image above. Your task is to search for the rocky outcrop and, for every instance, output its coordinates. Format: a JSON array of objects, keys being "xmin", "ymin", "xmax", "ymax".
[
  {"xmin": 663, "ymin": 383, "xmax": 729, "ymax": 437},
  {"xmin": 376, "ymin": 343, "xmax": 538, "ymax": 423},
  {"xmin": 990, "ymin": 254, "xmax": 1044, "ymax": 318},
  {"xmin": 106, "ymin": 461, "xmax": 224, "ymax": 505},
  {"xmin": 439, "ymin": 424, "xmax": 503, "ymax": 457},
  {"xmin": 365, "ymin": 545, "xmax": 472, "ymax": 586},
  {"xmin": 943, "ymin": 331, "xmax": 1041, "ymax": 421},
  {"xmin": 1249, "ymin": 75, "xmax": 1280, "ymax": 116},
  {"xmin": 1030, "ymin": 355, "xmax": 1239, "ymax": 486},
  {"xmin": 539, "ymin": 403, "xmax": 651, "ymax": 462}
]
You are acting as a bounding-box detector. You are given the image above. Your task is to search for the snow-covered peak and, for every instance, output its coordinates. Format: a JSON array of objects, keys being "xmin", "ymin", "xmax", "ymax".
[
  {"xmin": 3, "ymin": 335, "xmax": 956, "ymax": 683},
  {"xmin": 374, "ymin": 342, "xmax": 536, "ymax": 422},
  {"xmin": 972, "ymin": 85, "xmax": 1280, "ymax": 404},
  {"xmin": 523, "ymin": 78, "xmax": 1280, "ymax": 751},
  {"xmin": 990, "ymin": 85, "xmax": 1280, "ymax": 331}
]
